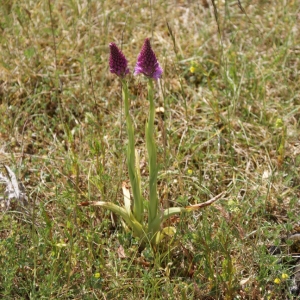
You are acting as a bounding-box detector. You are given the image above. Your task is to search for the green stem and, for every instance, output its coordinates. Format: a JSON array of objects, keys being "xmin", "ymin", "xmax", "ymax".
[
  {"xmin": 122, "ymin": 80, "xmax": 143, "ymax": 223},
  {"xmin": 146, "ymin": 79, "xmax": 158, "ymax": 238}
]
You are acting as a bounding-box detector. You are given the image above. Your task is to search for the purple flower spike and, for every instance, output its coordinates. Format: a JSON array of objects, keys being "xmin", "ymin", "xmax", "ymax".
[
  {"xmin": 134, "ymin": 38, "xmax": 163, "ymax": 80},
  {"xmin": 109, "ymin": 43, "xmax": 130, "ymax": 78}
]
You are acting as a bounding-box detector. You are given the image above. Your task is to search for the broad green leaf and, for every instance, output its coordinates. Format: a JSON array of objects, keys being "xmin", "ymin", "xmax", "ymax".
[
  {"xmin": 161, "ymin": 226, "xmax": 176, "ymax": 236},
  {"xmin": 154, "ymin": 226, "xmax": 176, "ymax": 245},
  {"xmin": 87, "ymin": 201, "xmax": 144, "ymax": 237},
  {"xmin": 156, "ymin": 226, "xmax": 176, "ymax": 244},
  {"xmin": 163, "ymin": 207, "xmax": 187, "ymax": 221}
]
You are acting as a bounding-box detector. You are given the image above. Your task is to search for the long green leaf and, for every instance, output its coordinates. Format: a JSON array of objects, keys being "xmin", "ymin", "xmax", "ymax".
[
  {"xmin": 163, "ymin": 207, "xmax": 187, "ymax": 221},
  {"xmin": 87, "ymin": 201, "xmax": 144, "ymax": 237}
]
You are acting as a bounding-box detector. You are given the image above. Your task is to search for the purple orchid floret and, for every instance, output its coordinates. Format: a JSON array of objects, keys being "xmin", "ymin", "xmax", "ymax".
[
  {"xmin": 134, "ymin": 38, "xmax": 163, "ymax": 80},
  {"xmin": 109, "ymin": 43, "xmax": 130, "ymax": 78}
]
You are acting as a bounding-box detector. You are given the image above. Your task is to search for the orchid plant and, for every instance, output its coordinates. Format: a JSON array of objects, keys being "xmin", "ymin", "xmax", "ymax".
[{"xmin": 80, "ymin": 38, "xmax": 223, "ymax": 249}]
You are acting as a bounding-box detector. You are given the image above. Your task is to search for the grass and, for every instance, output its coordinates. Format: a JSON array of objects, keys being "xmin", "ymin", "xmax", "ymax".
[{"xmin": 0, "ymin": 0, "xmax": 300, "ymax": 299}]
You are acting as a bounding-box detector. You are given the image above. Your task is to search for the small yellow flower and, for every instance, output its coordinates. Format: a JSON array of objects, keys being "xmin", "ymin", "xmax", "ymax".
[
  {"xmin": 94, "ymin": 273, "xmax": 101, "ymax": 279},
  {"xmin": 281, "ymin": 273, "xmax": 289, "ymax": 280},
  {"xmin": 274, "ymin": 278, "xmax": 281, "ymax": 284},
  {"xmin": 275, "ymin": 118, "xmax": 284, "ymax": 128},
  {"xmin": 189, "ymin": 66, "xmax": 196, "ymax": 73},
  {"xmin": 187, "ymin": 169, "xmax": 193, "ymax": 175}
]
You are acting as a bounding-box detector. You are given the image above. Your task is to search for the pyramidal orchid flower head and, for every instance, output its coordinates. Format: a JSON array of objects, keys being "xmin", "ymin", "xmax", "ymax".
[
  {"xmin": 109, "ymin": 43, "xmax": 130, "ymax": 78},
  {"xmin": 134, "ymin": 38, "xmax": 163, "ymax": 80}
]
